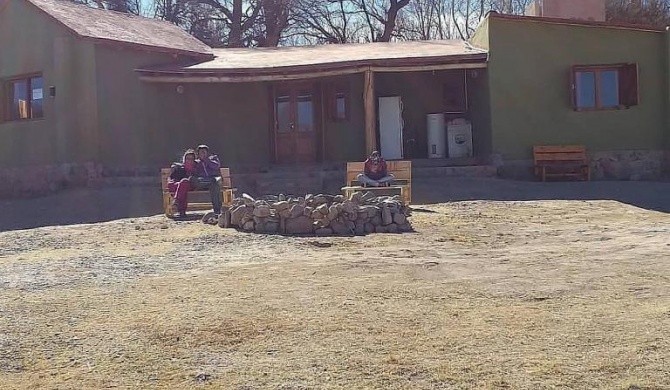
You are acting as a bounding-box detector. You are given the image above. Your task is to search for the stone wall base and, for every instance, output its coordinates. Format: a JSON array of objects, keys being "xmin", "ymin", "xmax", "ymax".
[
  {"xmin": 0, "ymin": 162, "xmax": 104, "ymax": 198},
  {"xmin": 495, "ymin": 149, "xmax": 669, "ymax": 181}
]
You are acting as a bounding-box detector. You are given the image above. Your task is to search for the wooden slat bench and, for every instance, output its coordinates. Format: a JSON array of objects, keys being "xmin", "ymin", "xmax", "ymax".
[
  {"xmin": 342, "ymin": 160, "xmax": 412, "ymax": 204},
  {"xmin": 161, "ymin": 167, "xmax": 236, "ymax": 217},
  {"xmin": 533, "ymin": 145, "xmax": 590, "ymax": 182}
]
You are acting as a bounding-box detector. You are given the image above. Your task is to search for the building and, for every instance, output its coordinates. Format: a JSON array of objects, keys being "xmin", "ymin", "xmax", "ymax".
[{"xmin": 1, "ymin": 0, "xmax": 668, "ymax": 197}]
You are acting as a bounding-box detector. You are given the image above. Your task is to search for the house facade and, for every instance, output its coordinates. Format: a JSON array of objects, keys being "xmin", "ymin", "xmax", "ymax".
[{"xmin": 1, "ymin": 0, "xmax": 668, "ymax": 197}]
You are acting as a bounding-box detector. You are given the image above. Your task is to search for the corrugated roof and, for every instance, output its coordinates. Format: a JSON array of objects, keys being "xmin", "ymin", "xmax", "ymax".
[
  {"xmin": 26, "ymin": 0, "xmax": 213, "ymax": 57},
  {"xmin": 173, "ymin": 40, "xmax": 487, "ymax": 73}
]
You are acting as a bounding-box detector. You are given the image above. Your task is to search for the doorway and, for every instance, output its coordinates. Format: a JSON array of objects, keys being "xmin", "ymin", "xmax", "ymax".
[{"xmin": 273, "ymin": 84, "xmax": 318, "ymax": 164}]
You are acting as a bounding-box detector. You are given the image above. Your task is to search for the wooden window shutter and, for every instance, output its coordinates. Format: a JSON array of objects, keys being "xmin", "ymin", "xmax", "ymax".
[
  {"xmin": 619, "ymin": 63, "xmax": 639, "ymax": 108},
  {"xmin": 569, "ymin": 66, "xmax": 577, "ymax": 110}
]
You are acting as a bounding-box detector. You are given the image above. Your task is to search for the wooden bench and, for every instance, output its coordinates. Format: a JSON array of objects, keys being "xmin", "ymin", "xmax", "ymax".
[
  {"xmin": 161, "ymin": 167, "xmax": 236, "ymax": 217},
  {"xmin": 533, "ymin": 145, "xmax": 590, "ymax": 182},
  {"xmin": 342, "ymin": 160, "xmax": 412, "ymax": 204}
]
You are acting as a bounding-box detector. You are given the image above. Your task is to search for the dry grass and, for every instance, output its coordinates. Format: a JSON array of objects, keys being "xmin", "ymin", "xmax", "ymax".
[{"xmin": 1, "ymin": 200, "xmax": 669, "ymax": 389}]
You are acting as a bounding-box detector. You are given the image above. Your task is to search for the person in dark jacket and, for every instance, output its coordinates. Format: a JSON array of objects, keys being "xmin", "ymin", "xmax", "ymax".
[
  {"xmin": 192, "ymin": 144, "xmax": 223, "ymax": 214},
  {"xmin": 357, "ymin": 150, "xmax": 394, "ymax": 187},
  {"xmin": 168, "ymin": 149, "xmax": 197, "ymax": 218}
]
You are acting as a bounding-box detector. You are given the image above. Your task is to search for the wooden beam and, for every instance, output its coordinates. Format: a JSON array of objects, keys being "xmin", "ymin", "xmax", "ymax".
[
  {"xmin": 138, "ymin": 63, "xmax": 487, "ymax": 83},
  {"xmin": 363, "ymin": 69, "xmax": 376, "ymax": 155}
]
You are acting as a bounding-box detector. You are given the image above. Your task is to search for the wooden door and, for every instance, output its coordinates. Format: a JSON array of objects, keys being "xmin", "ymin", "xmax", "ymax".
[{"xmin": 274, "ymin": 85, "xmax": 317, "ymax": 164}]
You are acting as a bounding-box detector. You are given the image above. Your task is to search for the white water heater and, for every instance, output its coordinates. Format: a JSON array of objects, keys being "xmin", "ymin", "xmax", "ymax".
[
  {"xmin": 426, "ymin": 113, "xmax": 446, "ymax": 159},
  {"xmin": 447, "ymin": 119, "xmax": 473, "ymax": 158}
]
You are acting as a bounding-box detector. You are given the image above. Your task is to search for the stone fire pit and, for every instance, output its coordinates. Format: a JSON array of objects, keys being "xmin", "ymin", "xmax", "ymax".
[{"xmin": 214, "ymin": 192, "xmax": 412, "ymax": 236}]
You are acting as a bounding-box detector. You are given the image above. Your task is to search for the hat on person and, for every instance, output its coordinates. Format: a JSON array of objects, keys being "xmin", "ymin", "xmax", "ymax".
[{"xmin": 196, "ymin": 144, "xmax": 209, "ymax": 151}]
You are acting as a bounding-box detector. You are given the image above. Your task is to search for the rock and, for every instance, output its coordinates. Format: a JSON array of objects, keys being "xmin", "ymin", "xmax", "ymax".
[
  {"xmin": 278, "ymin": 193, "xmax": 286, "ymax": 201},
  {"xmin": 278, "ymin": 209, "xmax": 291, "ymax": 219},
  {"xmin": 285, "ymin": 216, "xmax": 313, "ymax": 235},
  {"xmin": 361, "ymin": 191, "xmax": 376, "ymax": 203},
  {"xmin": 387, "ymin": 223, "xmax": 399, "ymax": 233},
  {"xmin": 330, "ymin": 222, "xmax": 351, "ymax": 235},
  {"xmin": 201, "ymin": 211, "xmax": 217, "ymax": 224},
  {"xmin": 313, "ymin": 196, "xmax": 327, "ymax": 206},
  {"xmin": 354, "ymin": 222, "xmax": 366, "ymax": 235},
  {"xmin": 253, "ymin": 205, "xmax": 271, "ymax": 217},
  {"xmin": 242, "ymin": 193, "xmax": 255, "ymax": 206},
  {"xmin": 393, "ymin": 213, "xmax": 406, "ymax": 225},
  {"xmin": 371, "ymin": 215, "xmax": 382, "ymax": 226},
  {"xmin": 316, "ymin": 204, "xmax": 329, "ymax": 215},
  {"xmin": 290, "ymin": 204, "xmax": 305, "ymax": 218},
  {"xmin": 230, "ymin": 205, "xmax": 247, "ymax": 226},
  {"xmin": 303, "ymin": 206, "xmax": 314, "ymax": 216},
  {"xmin": 254, "ymin": 221, "xmax": 266, "ymax": 233},
  {"xmin": 314, "ymin": 219, "xmax": 330, "ymax": 228},
  {"xmin": 242, "ymin": 221, "xmax": 255, "ymax": 231},
  {"xmin": 361, "ymin": 205, "xmax": 380, "ymax": 218},
  {"xmin": 273, "ymin": 201, "xmax": 290, "ymax": 211},
  {"xmin": 218, "ymin": 210, "xmax": 231, "ymax": 228},
  {"xmin": 382, "ymin": 207, "xmax": 393, "ymax": 225},
  {"xmin": 265, "ymin": 222, "xmax": 279, "ymax": 234},
  {"xmin": 312, "ymin": 209, "xmax": 324, "ymax": 220},
  {"xmin": 305, "ymin": 194, "xmax": 314, "ymax": 202},
  {"xmin": 315, "ymin": 228, "xmax": 333, "ymax": 236},
  {"xmin": 341, "ymin": 201, "xmax": 356, "ymax": 215},
  {"xmin": 350, "ymin": 192, "xmax": 363, "ymax": 204},
  {"xmin": 375, "ymin": 225, "xmax": 387, "ymax": 233},
  {"xmin": 357, "ymin": 211, "xmax": 369, "ymax": 221},
  {"xmin": 333, "ymin": 195, "xmax": 345, "ymax": 203},
  {"xmin": 346, "ymin": 220, "xmax": 355, "ymax": 231},
  {"xmin": 253, "ymin": 216, "xmax": 267, "ymax": 226},
  {"xmin": 364, "ymin": 222, "xmax": 375, "ymax": 234},
  {"xmin": 398, "ymin": 223, "xmax": 413, "ymax": 232},
  {"xmin": 327, "ymin": 205, "xmax": 339, "ymax": 221}
]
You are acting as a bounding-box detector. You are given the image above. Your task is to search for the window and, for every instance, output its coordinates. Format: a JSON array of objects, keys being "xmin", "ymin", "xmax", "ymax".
[
  {"xmin": 328, "ymin": 82, "xmax": 349, "ymax": 121},
  {"xmin": 571, "ymin": 64, "xmax": 638, "ymax": 111},
  {"xmin": 3, "ymin": 75, "xmax": 44, "ymax": 121}
]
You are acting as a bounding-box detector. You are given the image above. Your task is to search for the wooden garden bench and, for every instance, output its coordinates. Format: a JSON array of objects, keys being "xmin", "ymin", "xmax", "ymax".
[
  {"xmin": 342, "ymin": 160, "xmax": 412, "ymax": 204},
  {"xmin": 161, "ymin": 167, "xmax": 236, "ymax": 217},
  {"xmin": 533, "ymin": 145, "xmax": 590, "ymax": 182}
]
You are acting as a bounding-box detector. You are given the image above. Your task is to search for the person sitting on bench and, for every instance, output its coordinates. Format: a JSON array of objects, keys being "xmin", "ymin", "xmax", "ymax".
[
  {"xmin": 192, "ymin": 144, "xmax": 223, "ymax": 215},
  {"xmin": 168, "ymin": 149, "xmax": 197, "ymax": 219},
  {"xmin": 357, "ymin": 151, "xmax": 394, "ymax": 187}
]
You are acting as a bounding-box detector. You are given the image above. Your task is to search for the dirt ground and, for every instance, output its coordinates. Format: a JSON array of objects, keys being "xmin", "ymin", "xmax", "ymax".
[{"xmin": 0, "ymin": 179, "xmax": 669, "ymax": 389}]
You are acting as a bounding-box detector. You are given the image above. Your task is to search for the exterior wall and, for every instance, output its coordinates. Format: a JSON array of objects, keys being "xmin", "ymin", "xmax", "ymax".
[
  {"xmin": 0, "ymin": 0, "xmax": 98, "ymax": 167},
  {"xmin": 485, "ymin": 17, "xmax": 667, "ymax": 163},
  {"xmin": 375, "ymin": 70, "xmax": 490, "ymax": 160},
  {"xmin": 322, "ymin": 74, "xmax": 366, "ymax": 162}
]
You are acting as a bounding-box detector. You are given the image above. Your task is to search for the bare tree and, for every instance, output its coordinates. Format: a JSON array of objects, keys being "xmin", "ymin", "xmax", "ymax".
[{"xmin": 606, "ymin": 0, "xmax": 670, "ymax": 27}]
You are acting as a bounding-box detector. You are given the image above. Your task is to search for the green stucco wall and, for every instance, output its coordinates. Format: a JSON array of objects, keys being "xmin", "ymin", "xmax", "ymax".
[
  {"xmin": 322, "ymin": 74, "xmax": 366, "ymax": 162},
  {"xmin": 0, "ymin": 0, "xmax": 98, "ymax": 167},
  {"xmin": 93, "ymin": 47, "xmax": 271, "ymax": 169},
  {"xmin": 485, "ymin": 17, "xmax": 667, "ymax": 160}
]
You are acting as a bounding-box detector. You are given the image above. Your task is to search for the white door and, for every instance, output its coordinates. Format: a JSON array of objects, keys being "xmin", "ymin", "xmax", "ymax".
[{"xmin": 378, "ymin": 96, "xmax": 404, "ymax": 160}]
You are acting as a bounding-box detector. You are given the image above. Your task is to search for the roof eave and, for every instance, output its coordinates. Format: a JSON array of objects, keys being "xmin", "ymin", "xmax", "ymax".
[{"xmin": 136, "ymin": 53, "xmax": 488, "ymax": 77}]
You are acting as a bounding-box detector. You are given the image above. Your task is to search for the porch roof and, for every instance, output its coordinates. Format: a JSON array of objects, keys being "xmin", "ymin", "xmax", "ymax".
[{"xmin": 136, "ymin": 40, "xmax": 488, "ymax": 82}]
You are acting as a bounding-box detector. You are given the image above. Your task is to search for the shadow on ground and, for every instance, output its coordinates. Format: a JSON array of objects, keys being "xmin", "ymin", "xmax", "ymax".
[
  {"xmin": 1, "ymin": 178, "xmax": 669, "ymax": 232},
  {"xmin": 414, "ymin": 177, "xmax": 670, "ymax": 213}
]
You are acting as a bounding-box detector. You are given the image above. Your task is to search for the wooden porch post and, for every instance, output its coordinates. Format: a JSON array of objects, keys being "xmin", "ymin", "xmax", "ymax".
[{"xmin": 363, "ymin": 69, "xmax": 377, "ymax": 155}]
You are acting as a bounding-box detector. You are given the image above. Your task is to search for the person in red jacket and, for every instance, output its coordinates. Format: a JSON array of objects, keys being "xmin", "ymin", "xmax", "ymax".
[
  {"xmin": 192, "ymin": 144, "xmax": 223, "ymax": 214},
  {"xmin": 357, "ymin": 150, "xmax": 395, "ymax": 187},
  {"xmin": 168, "ymin": 149, "xmax": 197, "ymax": 218}
]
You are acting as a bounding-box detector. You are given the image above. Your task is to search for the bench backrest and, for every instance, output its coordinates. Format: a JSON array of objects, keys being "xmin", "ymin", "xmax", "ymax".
[
  {"xmin": 533, "ymin": 145, "xmax": 587, "ymax": 163},
  {"xmin": 346, "ymin": 160, "xmax": 412, "ymax": 186},
  {"xmin": 161, "ymin": 167, "xmax": 232, "ymax": 190}
]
